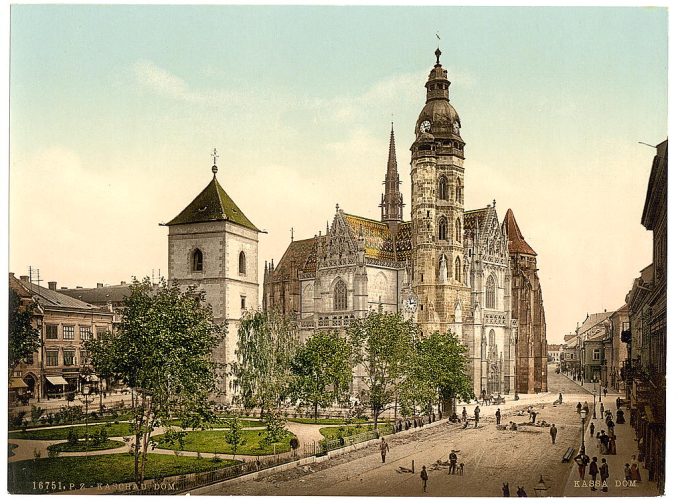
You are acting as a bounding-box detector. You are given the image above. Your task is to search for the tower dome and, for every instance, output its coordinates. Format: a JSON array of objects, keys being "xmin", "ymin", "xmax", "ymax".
[{"xmin": 414, "ymin": 48, "xmax": 462, "ymax": 140}]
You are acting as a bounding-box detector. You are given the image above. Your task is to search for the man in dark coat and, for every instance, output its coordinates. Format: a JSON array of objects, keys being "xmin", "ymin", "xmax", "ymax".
[
  {"xmin": 420, "ymin": 465, "xmax": 429, "ymax": 493},
  {"xmin": 599, "ymin": 458, "xmax": 609, "ymax": 492},
  {"xmin": 448, "ymin": 449, "xmax": 458, "ymax": 475},
  {"xmin": 576, "ymin": 402, "xmax": 582, "ymax": 414},
  {"xmin": 474, "ymin": 406, "xmax": 480, "ymax": 428},
  {"xmin": 380, "ymin": 437, "xmax": 389, "ymax": 463},
  {"xmin": 600, "ymin": 432, "xmax": 609, "ymax": 454},
  {"xmin": 588, "ymin": 456, "xmax": 599, "ymax": 491},
  {"xmin": 589, "ymin": 422, "xmax": 595, "ymax": 437},
  {"xmin": 550, "ymin": 424, "xmax": 558, "ymax": 444},
  {"xmin": 496, "ymin": 408, "xmax": 501, "ymax": 425}
]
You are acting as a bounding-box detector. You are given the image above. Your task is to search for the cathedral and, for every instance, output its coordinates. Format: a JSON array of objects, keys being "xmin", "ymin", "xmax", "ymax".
[{"xmin": 263, "ymin": 49, "xmax": 548, "ymax": 397}]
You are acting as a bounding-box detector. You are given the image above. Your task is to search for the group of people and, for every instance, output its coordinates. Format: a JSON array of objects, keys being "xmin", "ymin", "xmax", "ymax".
[
  {"xmin": 458, "ymin": 405, "xmax": 481, "ymax": 429},
  {"xmin": 574, "ymin": 454, "xmax": 610, "ymax": 492},
  {"xmin": 501, "ymin": 483, "xmax": 527, "ymax": 497}
]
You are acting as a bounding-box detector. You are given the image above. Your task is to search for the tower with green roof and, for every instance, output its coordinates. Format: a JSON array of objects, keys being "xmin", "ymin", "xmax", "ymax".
[{"xmin": 163, "ymin": 153, "xmax": 261, "ymax": 401}]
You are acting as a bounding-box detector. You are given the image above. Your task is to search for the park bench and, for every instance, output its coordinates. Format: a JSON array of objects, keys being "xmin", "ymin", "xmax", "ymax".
[{"xmin": 562, "ymin": 447, "xmax": 575, "ymax": 463}]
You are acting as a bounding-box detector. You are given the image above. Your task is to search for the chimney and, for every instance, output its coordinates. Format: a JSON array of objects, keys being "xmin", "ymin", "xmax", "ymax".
[
  {"xmin": 48, "ymin": 281, "xmax": 57, "ymax": 290},
  {"xmin": 97, "ymin": 283, "xmax": 104, "ymax": 288},
  {"xmin": 61, "ymin": 287, "xmax": 68, "ymax": 290},
  {"xmin": 120, "ymin": 281, "xmax": 126, "ymax": 285},
  {"xmin": 76, "ymin": 286, "xmax": 83, "ymax": 289},
  {"xmin": 20, "ymin": 275, "xmax": 29, "ymax": 281}
]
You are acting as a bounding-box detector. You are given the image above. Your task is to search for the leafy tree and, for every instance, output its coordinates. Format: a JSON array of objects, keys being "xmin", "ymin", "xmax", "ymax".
[
  {"xmin": 223, "ymin": 415, "xmax": 245, "ymax": 459},
  {"xmin": 231, "ymin": 310, "xmax": 298, "ymax": 414},
  {"xmin": 8, "ymin": 288, "xmax": 40, "ymax": 379},
  {"xmin": 86, "ymin": 278, "xmax": 223, "ymax": 487},
  {"xmin": 261, "ymin": 411, "xmax": 287, "ymax": 447},
  {"xmin": 290, "ymin": 331, "xmax": 352, "ymax": 420},
  {"xmin": 348, "ymin": 311, "xmax": 417, "ymax": 428},
  {"xmin": 401, "ymin": 331, "xmax": 473, "ymax": 416}
]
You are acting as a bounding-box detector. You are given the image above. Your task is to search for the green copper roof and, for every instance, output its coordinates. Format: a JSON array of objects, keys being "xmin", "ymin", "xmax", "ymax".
[{"xmin": 165, "ymin": 176, "xmax": 260, "ymax": 231}]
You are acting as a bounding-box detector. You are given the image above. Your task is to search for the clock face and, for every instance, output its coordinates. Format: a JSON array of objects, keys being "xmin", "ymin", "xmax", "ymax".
[
  {"xmin": 419, "ymin": 120, "xmax": 431, "ymax": 133},
  {"xmin": 405, "ymin": 293, "xmax": 417, "ymax": 312}
]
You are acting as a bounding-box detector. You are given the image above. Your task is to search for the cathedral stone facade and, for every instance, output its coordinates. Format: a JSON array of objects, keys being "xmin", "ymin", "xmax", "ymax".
[{"xmin": 262, "ymin": 49, "xmax": 546, "ymax": 398}]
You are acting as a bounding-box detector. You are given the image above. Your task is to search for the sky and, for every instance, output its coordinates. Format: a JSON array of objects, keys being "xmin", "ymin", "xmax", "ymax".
[{"xmin": 8, "ymin": 5, "xmax": 668, "ymax": 344}]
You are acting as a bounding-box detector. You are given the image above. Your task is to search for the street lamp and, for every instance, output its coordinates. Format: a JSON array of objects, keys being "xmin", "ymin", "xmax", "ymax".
[
  {"xmin": 592, "ymin": 391, "xmax": 596, "ymax": 419},
  {"xmin": 579, "ymin": 409, "xmax": 587, "ymax": 455}
]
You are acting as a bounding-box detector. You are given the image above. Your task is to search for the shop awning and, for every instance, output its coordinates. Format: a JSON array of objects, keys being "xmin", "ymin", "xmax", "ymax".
[
  {"xmin": 10, "ymin": 377, "xmax": 28, "ymax": 389},
  {"xmin": 46, "ymin": 375, "xmax": 69, "ymax": 386}
]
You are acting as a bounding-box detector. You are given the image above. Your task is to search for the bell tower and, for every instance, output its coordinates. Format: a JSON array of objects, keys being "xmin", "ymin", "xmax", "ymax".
[{"xmin": 410, "ymin": 48, "xmax": 470, "ymax": 336}]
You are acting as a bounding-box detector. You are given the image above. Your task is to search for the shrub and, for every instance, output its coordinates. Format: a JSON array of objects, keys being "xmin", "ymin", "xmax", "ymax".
[
  {"xmin": 65, "ymin": 391, "xmax": 76, "ymax": 403},
  {"xmin": 67, "ymin": 428, "xmax": 79, "ymax": 446},
  {"xmin": 33, "ymin": 448, "xmax": 42, "ymax": 460},
  {"xmin": 9, "ymin": 412, "xmax": 26, "ymax": 429},
  {"xmin": 31, "ymin": 405, "xmax": 45, "ymax": 424}
]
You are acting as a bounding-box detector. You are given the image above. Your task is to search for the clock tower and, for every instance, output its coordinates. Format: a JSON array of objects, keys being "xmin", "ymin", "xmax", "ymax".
[{"xmin": 410, "ymin": 48, "xmax": 470, "ymax": 337}]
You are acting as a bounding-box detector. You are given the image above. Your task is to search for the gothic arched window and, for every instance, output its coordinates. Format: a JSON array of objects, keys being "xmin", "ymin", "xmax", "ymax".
[
  {"xmin": 438, "ymin": 176, "xmax": 448, "ymax": 200},
  {"xmin": 456, "ymin": 177, "xmax": 462, "ymax": 203},
  {"xmin": 333, "ymin": 280, "xmax": 348, "ymax": 311},
  {"xmin": 455, "ymin": 218, "xmax": 462, "ymax": 242},
  {"xmin": 239, "ymin": 251, "xmax": 246, "ymax": 275},
  {"xmin": 438, "ymin": 217, "xmax": 448, "ymax": 241},
  {"xmin": 455, "ymin": 256, "xmax": 461, "ymax": 282},
  {"xmin": 486, "ymin": 275, "xmax": 496, "ymax": 309},
  {"xmin": 192, "ymin": 249, "xmax": 203, "ymax": 272}
]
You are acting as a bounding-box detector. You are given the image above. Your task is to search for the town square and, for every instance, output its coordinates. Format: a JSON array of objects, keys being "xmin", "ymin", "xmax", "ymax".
[{"xmin": 6, "ymin": 4, "xmax": 668, "ymax": 498}]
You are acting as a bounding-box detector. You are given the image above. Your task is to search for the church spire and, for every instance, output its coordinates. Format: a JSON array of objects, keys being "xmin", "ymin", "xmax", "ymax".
[{"xmin": 380, "ymin": 123, "xmax": 403, "ymax": 235}]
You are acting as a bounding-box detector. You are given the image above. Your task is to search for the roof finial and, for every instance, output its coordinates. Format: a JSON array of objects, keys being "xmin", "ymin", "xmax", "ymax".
[
  {"xmin": 211, "ymin": 148, "xmax": 219, "ymax": 176},
  {"xmin": 335, "ymin": 203, "xmax": 340, "ymax": 213},
  {"xmin": 291, "ymin": 227, "xmax": 294, "ymax": 242},
  {"xmin": 493, "ymin": 199, "xmax": 496, "ymax": 208},
  {"xmin": 435, "ymin": 33, "xmax": 442, "ymax": 65}
]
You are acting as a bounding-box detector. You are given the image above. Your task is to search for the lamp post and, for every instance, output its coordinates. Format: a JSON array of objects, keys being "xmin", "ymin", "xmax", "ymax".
[
  {"xmin": 580, "ymin": 409, "xmax": 587, "ymax": 454},
  {"xmin": 592, "ymin": 391, "xmax": 596, "ymax": 419},
  {"xmin": 82, "ymin": 384, "xmax": 93, "ymax": 455}
]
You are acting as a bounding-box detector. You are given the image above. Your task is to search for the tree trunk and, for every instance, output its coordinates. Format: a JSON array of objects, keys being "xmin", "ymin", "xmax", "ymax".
[
  {"xmin": 132, "ymin": 390, "xmax": 140, "ymax": 487},
  {"xmin": 373, "ymin": 408, "xmax": 379, "ymax": 430},
  {"xmin": 139, "ymin": 396, "xmax": 153, "ymax": 487},
  {"xmin": 314, "ymin": 403, "xmax": 318, "ymax": 420}
]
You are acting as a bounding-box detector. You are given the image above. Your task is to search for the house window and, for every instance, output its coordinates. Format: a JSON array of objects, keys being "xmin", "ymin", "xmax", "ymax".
[
  {"xmin": 438, "ymin": 217, "xmax": 448, "ymax": 240},
  {"xmin": 455, "ymin": 257, "xmax": 461, "ymax": 282},
  {"xmin": 486, "ymin": 276, "xmax": 496, "ymax": 309},
  {"xmin": 80, "ymin": 326, "xmax": 92, "ymax": 341},
  {"xmin": 455, "ymin": 218, "xmax": 462, "ymax": 242},
  {"xmin": 45, "ymin": 350, "xmax": 59, "ymax": 367},
  {"xmin": 239, "ymin": 251, "xmax": 246, "ymax": 275},
  {"xmin": 80, "ymin": 350, "xmax": 89, "ymax": 364},
  {"xmin": 192, "ymin": 249, "xmax": 203, "ymax": 272},
  {"xmin": 438, "ymin": 176, "xmax": 448, "ymax": 200},
  {"xmin": 241, "ymin": 296, "xmax": 246, "ymax": 310},
  {"xmin": 593, "ymin": 349, "xmax": 601, "ymax": 361},
  {"xmin": 333, "ymin": 280, "xmax": 348, "ymax": 311},
  {"xmin": 456, "ymin": 177, "xmax": 462, "ymax": 202},
  {"xmin": 63, "ymin": 350, "xmax": 76, "ymax": 366},
  {"xmin": 46, "ymin": 325, "xmax": 58, "ymax": 339},
  {"xmin": 63, "ymin": 326, "xmax": 75, "ymax": 340}
]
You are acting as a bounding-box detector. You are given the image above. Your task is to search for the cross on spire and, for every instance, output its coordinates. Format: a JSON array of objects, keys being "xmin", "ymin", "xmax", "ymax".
[{"xmin": 211, "ymin": 148, "xmax": 219, "ymax": 175}]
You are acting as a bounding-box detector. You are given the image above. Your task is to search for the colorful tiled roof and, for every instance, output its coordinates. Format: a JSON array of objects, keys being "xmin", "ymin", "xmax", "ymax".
[
  {"xmin": 270, "ymin": 238, "xmax": 317, "ymax": 281},
  {"xmin": 502, "ymin": 208, "xmax": 537, "ymax": 256},
  {"xmin": 344, "ymin": 214, "xmax": 412, "ymax": 262},
  {"xmin": 165, "ymin": 176, "xmax": 260, "ymax": 231},
  {"xmin": 464, "ymin": 206, "xmax": 491, "ymax": 231}
]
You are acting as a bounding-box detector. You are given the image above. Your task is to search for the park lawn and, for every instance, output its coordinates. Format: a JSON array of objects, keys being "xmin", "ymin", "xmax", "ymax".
[
  {"xmin": 8, "ymin": 453, "xmax": 239, "ymax": 494},
  {"xmin": 152, "ymin": 428, "xmax": 294, "ymax": 456},
  {"xmin": 47, "ymin": 439, "xmax": 126, "ymax": 452},
  {"xmin": 287, "ymin": 417, "xmax": 371, "ymax": 425},
  {"xmin": 8, "ymin": 422, "xmax": 135, "ymax": 440},
  {"xmin": 167, "ymin": 418, "xmax": 264, "ymax": 429},
  {"xmin": 17, "ymin": 411, "xmax": 136, "ymax": 429},
  {"xmin": 319, "ymin": 423, "xmax": 389, "ymax": 440}
]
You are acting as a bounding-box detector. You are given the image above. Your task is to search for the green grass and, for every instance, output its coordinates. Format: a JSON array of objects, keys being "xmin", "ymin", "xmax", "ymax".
[
  {"xmin": 8, "ymin": 422, "xmax": 135, "ymax": 440},
  {"xmin": 167, "ymin": 418, "xmax": 264, "ymax": 429},
  {"xmin": 8, "ymin": 453, "xmax": 240, "ymax": 494},
  {"xmin": 16, "ymin": 411, "xmax": 135, "ymax": 429},
  {"xmin": 152, "ymin": 429, "xmax": 294, "ymax": 456},
  {"xmin": 47, "ymin": 439, "xmax": 126, "ymax": 452},
  {"xmin": 319, "ymin": 423, "xmax": 388, "ymax": 440},
  {"xmin": 287, "ymin": 417, "xmax": 371, "ymax": 425}
]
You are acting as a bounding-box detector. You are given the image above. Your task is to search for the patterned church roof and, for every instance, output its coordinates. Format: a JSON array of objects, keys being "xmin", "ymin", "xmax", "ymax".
[
  {"xmin": 344, "ymin": 214, "xmax": 412, "ymax": 262},
  {"xmin": 464, "ymin": 206, "xmax": 493, "ymax": 232},
  {"xmin": 270, "ymin": 238, "xmax": 317, "ymax": 281}
]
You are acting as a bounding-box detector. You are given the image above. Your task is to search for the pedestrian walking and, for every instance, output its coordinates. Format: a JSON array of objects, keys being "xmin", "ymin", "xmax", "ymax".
[
  {"xmin": 589, "ymin": 422, "xmax": 595, "ymax": 437},
  {"xmin": 624, "ymin": 463, "xmax": 632, "ymax": 482},
  {"xmin": 630, "ymin": 460, "xmax": 641, "ymax": 482},
  {"xmin": 600, "ymin": 402, "xmax": 605, "ymax": 418},
  {"xmin": 558, "ymin": 392, "xmax": 563, "ymax": 404},
  {"xmin": 600, "ymin": 432, "xmax": 609, "ymax": 454},
  {"xmin": 603, "ymin": 387, "xmax": 607, "ymax": 397},
  {"xmin": 516, "ymin": 486, "xmax": 527, "ymax": 497},
  {"xmin": 600, "ymin": 458, "xmax": 609, "ymax": 492},
  {"xmin": 379, "ymin": 437, "xmax": 389, "ymax": 463},
  {"xmin": 462, "ymin": 407, "xmax": 468, "ymax": 423},
  {"xmin": 588, "ymin": 457, "xmax": 599, "ymax": 492},
  {"xmin": 608, "ymin": 435, "xmax": 616, "ymax": 455},
  {"xmin": 474, "ymin": 405, "xmax": 480, "ymax": 428},
  {"xmin": 549, "ymin": 424, "xmax": 558, "ymax": 444},
  {"xmin": 496, "ymin": 408, "xmax": 501, "ymax": 425},
  {"xmin": 575, "ymin": 452, "xmax": 589, "ymax": 480},
  {"xmin": 448, "ymin": 449, "xmax": 458, "ymax": 474},
  {"xmin": 576, "ymin": 402, "xmax": 582, "ymax": 414},
  {"xmin": 502, "ymin": 483, "xmax": 510, "ymax": 497},
  {"xmin": 420, "ymin": 465, "xmax": 428, "ymax": 493}
]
